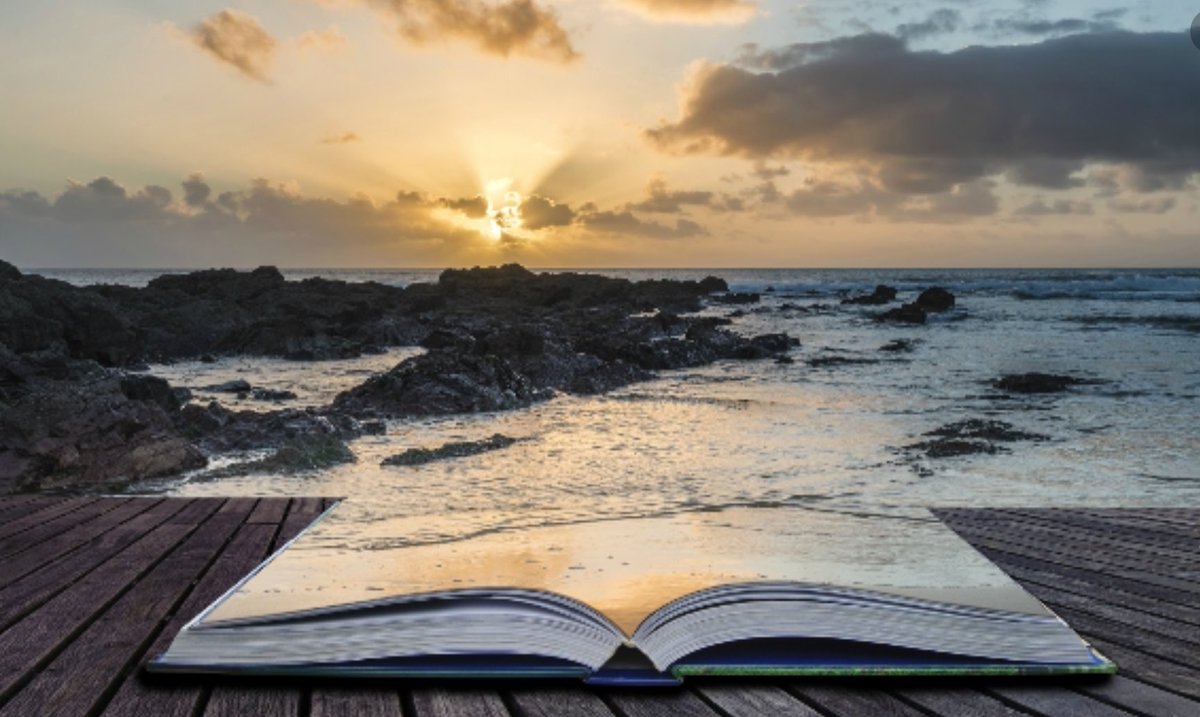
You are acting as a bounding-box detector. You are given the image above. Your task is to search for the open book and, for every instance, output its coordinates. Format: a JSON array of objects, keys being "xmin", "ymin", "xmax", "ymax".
[{"xmin": 150, "ymin": 505, "xmax": 1113, "ymax": 685}]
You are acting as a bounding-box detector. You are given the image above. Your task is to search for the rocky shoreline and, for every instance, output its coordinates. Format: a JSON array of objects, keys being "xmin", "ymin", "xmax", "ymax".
[{"xmin": 0, "ymin": 261, "xmax": 800, "ymax": 493}]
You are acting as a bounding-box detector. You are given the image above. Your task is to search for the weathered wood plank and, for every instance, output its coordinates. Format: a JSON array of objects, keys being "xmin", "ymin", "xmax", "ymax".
[
  {"xmin": 787, "ymin": 685, "xmax": 927, "ymax": 717},
  {"xmin": 203, "ymin": 686, "xmax": 302, "ymax": 717},
  {"xmin": 938, "ymin": 511, "xmax": 1200, "ymax": 580},
  {"xmin": 1076, "ymin": 637, "xmax": 1200, "ymax": 701},
  {"xmin": 311, "ymin": 687, "xmax": 403, "ymax": 717},
  {"xmin": 606, "ymin": 689, "xmax": 723, "ymax": 717},
  {"xmin": 0, "ymin": 499, "xmax": 257, "ymax": 717},
  {"xmin": 696, "ymin": 683, "xmax": 822, "ymax": 717},
  {"xmin": 412, "ymin": 688, "xmax": 510, "ymax": 717},
  {"xmin": 1077, "ymin": 674, "xmax": 1200, "ymax": 717},
  {"xmin": 1000, "ymin": 509, "xmax": 1200, "ymax": 552},
  {"xmin": 0, "ymin": 498, "xmax": 130, "ymax": 559},
  {"xmin": 0, "ymin": 498, "xmax": 223, "ymax": 704},
  {"xmin": 246, "ymin": 498, "xmax": 290, "ymax": 526},
  {"xmin": 986, "ymin": 684, "xmax": 1136, "ymax": 716},
  {"xmin": 99, "ymin": 520, "xmax": 278, "ymax": 717},
  {"xmin": 0, "ymin": 499, "xmax": 160, "ymax": 587},
  {"xmin": 0, "ymin": 496, "xmax": 101, "ymax": 543},
  {"xmin": 0, "ymin": 498, "xmax": 191, "ymax": 630},
  {"xmin": 1019, "ymin": 582, "xmax": 1200, "ymax": 647},
  {"xmin": 277, "ymin": 497, "xmax": 329, "ymax": 546},
  {"xmin": 509, "ymin": 687, "xmax": 614, "ymax": 717},
  {"xmin": 894, "ymin": 687, "xmax": 1028, "ymax": 716},
  {"xmin": 0, "ymin": 496, "xmax": 63, "ymax": 523}
]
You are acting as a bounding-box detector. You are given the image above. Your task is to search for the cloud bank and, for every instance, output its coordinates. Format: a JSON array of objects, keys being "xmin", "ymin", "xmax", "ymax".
[
  {"xmin": 650, "ymin": 32, "xmax": 1200, "ymax": 196},
  {"xmin": 616, "ymin": 0, "xmax": 756, "ymax": 25}
]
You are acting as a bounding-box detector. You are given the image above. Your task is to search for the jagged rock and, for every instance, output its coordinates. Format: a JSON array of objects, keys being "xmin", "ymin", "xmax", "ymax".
[
  {"xmin": 907, "ymin": 419, "xmax": 1047, "ymax": 461},
  {"xmin": 252, "ymin": 388, "xmax": 298, "ymax": 401},
  {"xmin": 992, "ymin": 372, "xmax": 1103, "ymax": 394},
  {"xmin": 877, "ymin": 304, "xmax": 927, "ymax": 325},
  {"xmin": 382, "ymin": 433, "xmax": 518, "ymax": 467},
  {"xmin": 916, "ymin": 287, "xmax": 955, "ymax": 312},
  {"xmin": 711, "ymin": 292, "xmax": 761, "ymax": 305},
  {"xmin": 842, "ymin": 285, "xmax": 897, "ymax": 306},
  {"xmin": 204, "ymin": 379, "xmax": 252, "ymax": 393}
]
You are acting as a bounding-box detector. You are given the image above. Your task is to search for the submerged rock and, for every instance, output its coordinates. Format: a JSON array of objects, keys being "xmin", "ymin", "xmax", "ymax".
[
  {"xmin": 382, "ymin": 433, "xmax": 519, "ymax": 467},
  {"xmin": 204, "ymin": 379, "xmax": 252, "ymax": 393},
  {"xmin": 252, "ymin": 388, "xmax": 298, "ymax": 402},
  {"xmin": 992, "ymin": 372, "xmax": 1104, "ymax": 394},
  {"xmin": 915, "ymin": 287, "xmax": 955, "ymax": 312},
  {"xmin": 877, "ymin": 304, "xmax": 927, "ymax": 325},
  {"xmin": 842, "ymin": 285, "xmax": 897, "ymax": 306},
  {"xmin": 906, "ymin": 419, "xmax": 1047, "ymax": 461}
]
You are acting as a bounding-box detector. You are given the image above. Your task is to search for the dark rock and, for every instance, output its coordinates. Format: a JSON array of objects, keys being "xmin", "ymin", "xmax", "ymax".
[
  {"xmin": 806, "ymin": 355, "xmax": 879, "ymax": 368},
  {"xmin": 204, "ymin": 379, "xmax": 252, "ymax": 393},
  {"xmin": 360, "ymin": 420, "xmax": 387, "ymax": 435},
  {"xmin": 992, "ymin": 372, "xmax": 1103, "ymax": 394},
  {"xmin": 200, "ymin": 354, "xmax": 217, "ymax": 363},
  {"xmin": 915, "ymin": 287, "xmax": 955, "ymax": 312},
  {"xmin": 906, "ymin": 419, "xmax": 1047, "ymax": 461},
  {"xmin": 877, "ymin": 304, "xmax": 927, "ymax": 325},
  {"xmin": 172, "ymin": 387, "xmax": 194, "ymax": 404},
  {"xmin": 251, "ymin": 388, "xmax": 298, "ymax": 401},
  {"xmin": 0, "ymin": 260, "xmax": 22, "ymax": 282},
  {"xmin": 711, "ymin": 292, "xmax": 761, "ymax": 305},
  {"xmin": 764, "ymin": 286, "xmax": 775, "ymax": 293},
  {"xmin": 775, "ymin": 355, "xmax": 794, "ymax": 365},
  {"xmin": 120, "ymin": 374, "xmax": 182, "ymax": 412},
  {"xmin": 382, "ymin": 433, "xmax": 518, "ymax": 467},
  {"xmin": 842, "ymin": 285, "xmax": 897, "ymax": 306},
  {"xmin": 332, "ymin": 351, "xmax": 548, "ymax": 417},
  {"xmin": 204, "ymin": 435, "xmax": 357, "ymax": 478},
  {"xmin": 698, "ymin": 276, "xmax": 729, "ymax": 294}
]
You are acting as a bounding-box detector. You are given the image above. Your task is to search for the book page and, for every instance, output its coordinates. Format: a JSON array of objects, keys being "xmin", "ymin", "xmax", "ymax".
[{"xmin": 202, "ymin": 506, "xmax": 1048, "ymax": 636}]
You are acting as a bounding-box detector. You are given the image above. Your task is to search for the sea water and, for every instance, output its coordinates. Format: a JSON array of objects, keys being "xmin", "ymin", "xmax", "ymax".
[{"xmin": 42, "ymin": 268, "xmax": 1200, "ymax": 547}]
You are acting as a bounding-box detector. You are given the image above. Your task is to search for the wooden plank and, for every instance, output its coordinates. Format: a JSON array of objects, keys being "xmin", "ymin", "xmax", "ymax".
[
  {"xmin": 1052, "ymin": 605, "xmax": 1200, "ymax": 667},
  {"xmin": 606, "ymin": 689, "xmax": 722, "ymax": 717},
  {"xmin": 986, "ymin": 685, "xmax": 1136, "ymax": 716},
  {"xmin": 0, "ymin": 497, "xmax": 101, "ymax": 543},
  {"xmin": 0, "ymin": 498, "xmax": 257, "ymax": 717},
  {"xmin": 960, "ymin": 542, "xmax": 1200, "ymax": 618},
  {"xmin": 787, "ymin": 685, "xmax": 927, "ymax": 717},
  {"xmin": 509, "ymin": 687, "xmax": 615, "ymax": 717},
  {"xmin": 969, "ymin": 510, "xmax": 1200, "ymax": 567},
  {"xmin": 1080, "ymin": 637, "xmax": 1200, "ymax": 701},
  {"xmin": 894, "ymin": 687, "xmax": 1028, "ymax": 716},
  {"xmin": 940, "ymin": 512, "xmax": 1200, "ymax": 581},
  {"xmin": 0, "ymin": 498, "xmax": 130, "ymax": 559},
  {"xmin": 277, "ymin": 497, "xmax": 328, "ymax": 545},
  {"xmin": 246, "ymin": 498, "xmax": 289, "ymax": 526},
  {"xmin": 311, "ymin": 687, "xmax": 403, "ymax": 717},
  {"xmin": 99, "ymin": 521, "xmax": 277, "ymax": 717},
  {"xmin": 0, "ymin": 499, "xmax": 161, "ymax": 588},
  {"xmin": 984, "ymin": 556, "xmax": 1200, "ymax": 628},
  {"xmin": 1019, "ymin": 583, "xmax": 1200, "ymax": 647},
  {"xmin": 696, "ymin": 683, "xmax": 822, "ymax": 717},
  {"xmin": 1000, "ymin": 509, "xmax": 1200, "ymax": 552},
  {"xmin": 0, "ymin": 496, "xmax": 65, "ymax": 524},
  {"xmin": 203, "ymin": 686, "xmax": 301, "ymax": 717},
  {"xmin": 412, "ymin": 688, "xmax": 510, "ymax": 717},
  {"xmin": 1078, "ymin": 675, "xmax": 1200, "ymax": 717},
  {"xmin": 0, "ymin": 498, "xmax": 192, "ymax": 630},
  {"xmin": 938, "ymin": 521, "xmax": 1200, "ymax": 598},
  {"xmin": 0, "ymin": 498, "xmax": 223, "ymax": 704}
]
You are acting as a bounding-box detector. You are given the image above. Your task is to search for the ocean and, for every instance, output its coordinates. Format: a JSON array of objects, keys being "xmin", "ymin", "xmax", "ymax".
[{"xmin": 40, "ymin": 267, "xmax": 1200, "ymax": 548}]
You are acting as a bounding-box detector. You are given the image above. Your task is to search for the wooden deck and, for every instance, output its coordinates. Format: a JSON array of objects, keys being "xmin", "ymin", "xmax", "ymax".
[{"xmin": 0, "ymin": 499, "xmax": 1196, "ymax": 717}]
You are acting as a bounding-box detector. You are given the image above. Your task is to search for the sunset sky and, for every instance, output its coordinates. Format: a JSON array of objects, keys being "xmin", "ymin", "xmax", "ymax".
[{"xmin": 1, "ymin": 0, "xmax": 1197, "ymax": 268}]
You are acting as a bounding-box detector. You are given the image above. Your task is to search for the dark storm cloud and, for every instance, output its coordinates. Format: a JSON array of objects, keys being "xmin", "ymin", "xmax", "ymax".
[
  {"xmin": 364, "ymin": 0, "xmax": 577, "ymax": 63},
  {"xmin": 182, "ymin": 173, "xmax": 212, "ymax": 208},
  {"xmin": 896, "ymin": 8, "xmax": 961, "ymax": 40},
  {"xmin": 188, "ymin": 10, "xmax": 278, "ymax": 83},
  {"xmin": 650, "ymin": 32, "xmax": 1200, "ymax": 196},
  {"xmin": 518, "ymin": 194, "xmax": 574, "ymax": 229}
]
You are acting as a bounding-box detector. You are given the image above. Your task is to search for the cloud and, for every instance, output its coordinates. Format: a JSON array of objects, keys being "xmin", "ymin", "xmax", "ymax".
[
  {"xmin": 649, "ymin": 32, "xmax": 1200, "ymax": 199},
  {"xmin": 362, "ymin": 0, "xmax": 578, "ymax": 63},
  {"xmin": 188, "ymin": 10, "xmax": 278, "ymax": 83},
  {"xmin": 296, "ymin": 26, "xmax": 348, "ymax": 52},
  {"xmin": 320, "ymin": 131, "xmax": 362, "ymax": 145},
  {"xmin": 1015, "ymin": 198, "xmax": 1094, "ymax": 216},
  {"xmin": 0, "ymin": 176, "xmax": 490, "ymax": 266},
  {"xmin": 439, "ymin": 194, "xmax": 489, "ymax": 218},
  {"xmin": 577, "ymin": 207, "xmax": 706, "ymax": 238},
  {"xmin": 626, "ymin": 178, "xmax": 714, "ymax": 213},
  {"xmin": 615, "ymin": 0, "xmax": 756, "ymax": 25},
  {"xmin": 896, "ymin": 8, "xmax": 961, "ymax": 40},
  {"xmin": 518, "ymin": 194, "xmax": 574, "ymax": 229}
]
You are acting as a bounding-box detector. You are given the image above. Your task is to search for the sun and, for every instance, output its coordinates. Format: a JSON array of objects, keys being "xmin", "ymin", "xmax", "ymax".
[{"xmin": 483, "ymin": 178, "xmax": 523, "ymax": 240}]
